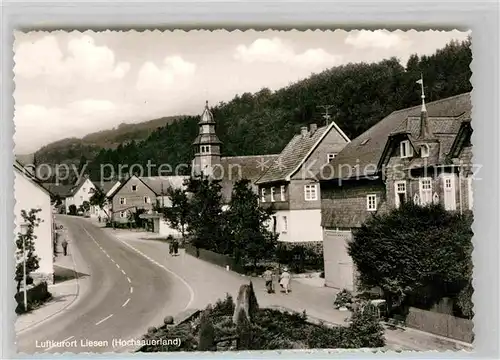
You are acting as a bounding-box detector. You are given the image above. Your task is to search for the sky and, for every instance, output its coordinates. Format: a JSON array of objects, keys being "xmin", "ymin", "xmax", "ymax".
[{"xmin": 13, "ymin": 29, "xmax": 470, "ymax": 155}]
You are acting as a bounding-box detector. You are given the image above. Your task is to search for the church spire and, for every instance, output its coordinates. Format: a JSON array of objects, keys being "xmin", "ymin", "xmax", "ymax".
[{"xmin": 416, "ymin": 75, "xmax": 432, "ymax": 140}]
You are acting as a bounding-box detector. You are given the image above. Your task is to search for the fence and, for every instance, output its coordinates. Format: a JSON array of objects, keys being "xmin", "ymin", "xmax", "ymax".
[
  {"xmin": 405, "ymin": 307, "xmax": 473, "ymax": 343},
  {"xmin": 184, "ymin": 244, "xmax": 246, "ymax": 274}
]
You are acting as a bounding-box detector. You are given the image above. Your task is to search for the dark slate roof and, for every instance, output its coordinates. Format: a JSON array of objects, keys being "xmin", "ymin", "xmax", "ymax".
[
  {"xmin": 41, "ymin": 183, "xmax": 73, "ymax": 197},
  {"xmin": 256, "ymin": 126, "xmax": 330, "ymax": 184},
  {"xmin": 95, "ymin": 180, "xmax": 120, "ymax": 195},
  {"xmin": 318, "ymin": 92, "xmax": 472, "ymax": 180},
  {"xmin": 140, "ymin": 176, "xmax": 190, "ymax": 195},
  {"xmin": 192, "ymin": 133, "xmax": 222, "ymax": 145},
  {"xmin": 211, "ymin": 155, "xmax": 279, "ymax": 203}
]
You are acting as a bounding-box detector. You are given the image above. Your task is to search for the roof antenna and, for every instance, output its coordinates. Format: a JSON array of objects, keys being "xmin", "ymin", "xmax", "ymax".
[{"xmin": 317, "ymin": 105, "xmax": 334, "ymax": 126}]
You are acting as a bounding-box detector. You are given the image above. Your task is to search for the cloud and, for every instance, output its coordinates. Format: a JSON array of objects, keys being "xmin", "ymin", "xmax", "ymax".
[
  {"xmin": 14, "ymin": 35, "xmax": 130, "ymax": 85},
  {"xmin": 234, "ymin": 38, "xmax": 342, "ymax": 68},
  {"xmin": 14, "ymin": 99, "xmax": 128, "ymax": 153},
  {"xmin": 345, "ymin": 30, "xmax": 411, "ymax": 49},
  {"xmin": 136, "ymin": 55, "xmax": 196, "ymax": 93}
]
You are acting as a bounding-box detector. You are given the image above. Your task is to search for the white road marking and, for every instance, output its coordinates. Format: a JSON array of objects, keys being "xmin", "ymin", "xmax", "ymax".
[
  {"xmin": 44, "ymin": 335, "xmax": 74, "ymax": 352},
  {"xmin": 121, "ymin": 269, "xmax": 126, "ymax": 275},
  {"xmin": 122, "ymin": 298, "xmax": 130, "ymax": 307},
  {"xmin": 130, "ymin": 286, "xmax": 133, "ymax": 294},
  {"xmin": 95, "ymin": 314, "xmax": 113, "ymax": 326},
  {"xmin": 115, "ymin": 238, "xmax": 195, "ymax": 311},
  {"xmin": 116, "ymin": 264, "xmax": 121, "ymax": 269},
  {"xmin": 127, "ymin": 277, "xmax": 131, "ymax": 283}
]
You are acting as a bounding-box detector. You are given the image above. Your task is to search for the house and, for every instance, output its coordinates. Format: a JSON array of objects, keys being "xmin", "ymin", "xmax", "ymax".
[
  {"xmin": 14, "ymin": 160, "xmax": 55, "ymax": 284},
  {"xmin": 317, "ymin": 90, "xmax": 473, "ymax": 291},
  {"xmin": 191, "ymin": 101, "xmax": 279, "ymax": 207},
  {"xmin": 43, "ymin": 176, "xmax": 97, "ymax": 215},
  {"xmin": 255, "ymin": 121, "xmax": 350, "ymax": 244},
  {"xmin": 110, "ymin": 175, "xmax": 189, "ymax": 235},
  {"xmin": 91, "ymin": 180, "xmax": 121, "ymax": 220}
]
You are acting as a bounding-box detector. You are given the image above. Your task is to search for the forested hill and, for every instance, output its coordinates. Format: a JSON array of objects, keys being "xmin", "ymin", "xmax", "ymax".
[
  {"xmin": 33, "ymin": 115, "xmax": 186, "ymax": 165},
  {"xmin": 62, "ymin": 37, "xmax": 472, "ymax": 182}
]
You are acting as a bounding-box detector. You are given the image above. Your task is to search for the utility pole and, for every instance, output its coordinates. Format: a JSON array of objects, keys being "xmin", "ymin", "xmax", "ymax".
[{"xmin": 317, "ymin": 105, "xmax": 334, "ymax": 126}]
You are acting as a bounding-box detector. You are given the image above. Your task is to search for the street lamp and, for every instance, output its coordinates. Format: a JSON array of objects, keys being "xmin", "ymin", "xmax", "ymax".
[{"xmin": 20, "ymin": 223, "xmax": 29, "ymax": 311}]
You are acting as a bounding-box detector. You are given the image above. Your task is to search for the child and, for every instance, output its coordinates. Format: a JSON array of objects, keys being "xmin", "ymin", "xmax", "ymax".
[{"xmin": 263, "ymin": 267, "xmax": 274, "ymax": 293}]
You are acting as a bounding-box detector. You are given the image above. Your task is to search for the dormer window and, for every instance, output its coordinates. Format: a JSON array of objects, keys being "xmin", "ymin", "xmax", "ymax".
[
  {"xmin": 420, "ymin": 144, "xmax": 430, "ymax": 158},
  {"xmin": 200, "ymin": 145, "xmax": 211, "ymax": 153},
  {"xmin": 400, "ymin": 140, "xmax": 413, "ymax": 159}
]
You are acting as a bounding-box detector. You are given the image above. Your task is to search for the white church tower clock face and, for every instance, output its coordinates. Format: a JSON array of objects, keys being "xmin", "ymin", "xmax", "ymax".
[{"xmin": 192, "ymin": 100, "xmax": 222, "ymax": 177}]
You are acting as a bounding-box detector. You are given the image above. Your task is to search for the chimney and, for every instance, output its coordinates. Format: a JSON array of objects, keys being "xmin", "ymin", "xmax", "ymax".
[
  {"xmin": 309, "ymin": 123, "xmax": 318, "ymax": 135},
  {"xmin": 300, "ymin": 126, "xmax": 308, "ymax": 138}
]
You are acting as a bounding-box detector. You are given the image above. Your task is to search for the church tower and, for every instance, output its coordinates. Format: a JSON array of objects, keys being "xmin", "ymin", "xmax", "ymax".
[{"xmin": 192, "ymin": 101, "xmax": 222, "ymax": 177}]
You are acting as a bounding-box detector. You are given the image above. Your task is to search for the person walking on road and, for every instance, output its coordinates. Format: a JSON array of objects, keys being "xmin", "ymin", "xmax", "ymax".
[
  {"xmin": 279, "ymin": 267, "xmax": 291, "ymax": 294},
  {"xmin": 61, "ymin": 237, "xmax": 68, "ymax": 256},
  {"xmin": 263, "ymin": 267, "xmax": 275, "ymax": 294}
]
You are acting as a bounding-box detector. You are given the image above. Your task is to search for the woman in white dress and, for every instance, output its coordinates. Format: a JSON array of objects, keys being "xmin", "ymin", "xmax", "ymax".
[{"xmin": 279, "ymin": 267, "xmax": 291, "ymax": 294}]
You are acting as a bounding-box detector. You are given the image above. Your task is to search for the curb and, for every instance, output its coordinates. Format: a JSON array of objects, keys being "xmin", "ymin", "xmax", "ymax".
[{"xmin": 16, "ymin": 221, "xmax": 81, "ymax": 334}]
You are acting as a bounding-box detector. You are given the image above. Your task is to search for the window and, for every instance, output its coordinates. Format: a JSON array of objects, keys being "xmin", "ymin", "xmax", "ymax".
[
  {"xmin": 394, "ymin": 181, "xmax": 407, "ymax": 208},
  {"xmin": 280, "ymin": 185, "xmax": 286, "ymax": 201},
  {"xmin": 420, "ymin": 144, "xmax": 430, "ymax": 158},
  {"xmin": 80, "ymin": 196, "xmax": 83, "ymax": 200},
  {"xmin": 327, "ymin": 153, "xmax": 337, "ymax": 162},
  {"xmin": 144, "ymin": 196, "xmax": 150, "ymax": 204},
  {"xmin": 419, "ymin": 178, "xmax": 432, "ymax": 205},
  {"xmin": 131, "ymin": 185, "xmax": 137, "ymax": 192},
  {"xmin": 120, "ymin": 197, "xmax": 126, "ymax": 205},
  {"xmin": 304, "ymin": 184, "xmax": 318, "ymax": 201},
  {"xmin": 413, "ymin": 194, "xmax": 420, "ymax": 205},
  {"xmin": 261, "ymin": 188, "xmax": 266, "ymax": 202},
  {"xmin": 82, "ymin": 187, "xmax": 86, "ymax": 192},
  {"xmin": 270, "ymin": 187, "xmax": 275, "ymax": 202},
  {"xmin": 120, "ymin": 211, "xmax": 126, "ymax": 218},
  {"xmin": 442, "ymin": 175, "xmax": 456, "ymax": 210},
  {"xmin": 366, "ymin": 194, "xmax": 377, "ymax": 211},
  {"xmin": 282, "ymin": 216, "xmax": 288, "ymax": 233},
  {"xmin": 200, "ymin": 145, "xmax": 211, "ymax": 153},
  {"xmin": 467, "ymin": 176, "xmax": 473, "ymax": 210},
  {"xmin": 400, "ymin": 140, "xmax": 413, "ymax": 158}
]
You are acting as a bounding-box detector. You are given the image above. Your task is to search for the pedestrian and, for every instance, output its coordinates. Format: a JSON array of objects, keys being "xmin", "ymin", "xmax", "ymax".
[
  {"xmin": 168, "ymin": 241, "xmax": 173, "ymax": 256},
  {"xmin": 61, "ymin": 237, "xmax": 68, "ymax": 256},
  {"xmin": 98, "ymin": 215, "xmax": 101, "ymax": 223},
  {"xmin": 173, "ymin": 239, "xmax": 179, "ymax": 256},
  {"xmin": 263, "ymin": 267, "xmax": 274, "ymax": 293},
  {"xmin": 279, "ymin": 267, "xmax": 291, "ymax": 294}
]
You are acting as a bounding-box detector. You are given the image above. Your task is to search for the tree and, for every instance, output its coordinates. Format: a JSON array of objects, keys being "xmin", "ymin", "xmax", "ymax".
[
  {"xmin": 128, "ymin": 208, "xmax": 147, "ymax": 228},
  {"xmin": 15, "ymin": 209, "xmax": 42, "ymax": 293},
  {"xmin": 185, "ymin": 176, "xmax": 227, "ymax": 252},
  {"xmin": 163, "ymin": 187, "xmax": 189, "ymax": 238},
  {"xmin": 68, "ymin": 204, "xmax": 77, "ymax": 215},
  {"xmin": 79, "ymin": 200, "xmax": 90, "ymax": 214},
  {"xmin": 348, "ymin": 202, "xmax": 473, "ymax": 312},
  {"xmin": 226, "ymin": 179, "xmax": 278, "ymax": 267},
  {"xmin": 89, "ymin": 187, "xmax": 110, "ymax": 220}
]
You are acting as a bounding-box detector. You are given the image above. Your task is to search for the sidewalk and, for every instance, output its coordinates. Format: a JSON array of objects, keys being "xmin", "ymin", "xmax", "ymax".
[
  {"xmin": 15, "ymin": 223, "xmax": 88, "ymax": 334},
  {"xmin": 106, "ymin": 228, "xmax": 473, "ymax": 352}
]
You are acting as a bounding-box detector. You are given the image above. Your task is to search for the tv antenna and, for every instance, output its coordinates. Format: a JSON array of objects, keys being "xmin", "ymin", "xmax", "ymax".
[{"xmin": 317, "ymin": 105, "xmax": 334, "ymax": 125}]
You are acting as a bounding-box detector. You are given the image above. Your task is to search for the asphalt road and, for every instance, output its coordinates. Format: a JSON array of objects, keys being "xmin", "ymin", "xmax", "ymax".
[{"xmin": 16, "ymin": 216, "xmax": 190, "ymax": 354}]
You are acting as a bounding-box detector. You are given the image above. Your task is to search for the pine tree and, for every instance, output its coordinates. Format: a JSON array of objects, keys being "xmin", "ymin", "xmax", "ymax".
[{"xmin": 197, "ymin": 309, "xmax": 216, "ymax": 351}]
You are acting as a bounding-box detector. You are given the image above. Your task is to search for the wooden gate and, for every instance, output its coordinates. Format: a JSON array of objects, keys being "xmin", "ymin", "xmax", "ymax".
[{"xmin": 323, "ymin": 229, "xmax": 355, "ymax": 291}]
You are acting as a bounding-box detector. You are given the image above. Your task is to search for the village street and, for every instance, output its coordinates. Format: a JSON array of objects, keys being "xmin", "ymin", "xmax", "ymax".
[
  {"xmin": 16, "ymin": 215, "xmax": 190, "ymax": 354},
  {"xmin": 16, "ymin": 216, "xmax": 471, "ymax": 353}
]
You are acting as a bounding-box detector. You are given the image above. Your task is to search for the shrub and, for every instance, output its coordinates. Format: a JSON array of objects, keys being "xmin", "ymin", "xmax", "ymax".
[
  {"xmin": 334, "ymin": 289, "xmax": 353, "ymax": 309},
  {"xmin": 198, "ymin": 310, "xmax": 216, "ymax": 351},
  {"xmin": 211, "ymin": 293, "xmax": 235, "ymax": 318},
  {"xmin": 164, "ymin": 316, "xmax": 174, "ymax": 325},
  {"xmin": 346, "ymin": 304, "xmax": 385, "ymax": 348}
]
